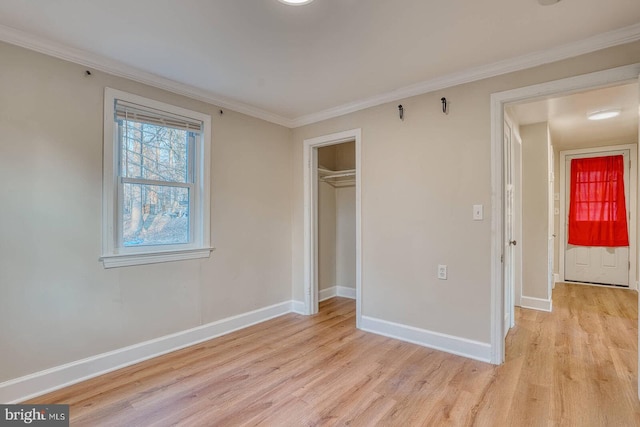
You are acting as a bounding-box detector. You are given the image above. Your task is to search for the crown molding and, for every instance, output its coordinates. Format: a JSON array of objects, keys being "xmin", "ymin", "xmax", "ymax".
[
  {"xmin": 1, "ymin": 22, "xmax": 639, "ymax": 129},
  {"xmin": 291, "ymin": 22, "xmax": 640, "ymax": 127},
  {"xmin": 0, "ymin": 24, "xmax": 295, "ymax": 128}
]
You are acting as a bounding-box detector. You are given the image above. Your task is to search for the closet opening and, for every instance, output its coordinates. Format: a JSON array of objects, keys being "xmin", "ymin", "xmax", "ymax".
[
  {"xmin": 303, "ymin": 129, "xmax": 362, "ymax": 327},
  {"xmin": 317, "ymin": 141, "xmax": 356, "ymax": 304}
]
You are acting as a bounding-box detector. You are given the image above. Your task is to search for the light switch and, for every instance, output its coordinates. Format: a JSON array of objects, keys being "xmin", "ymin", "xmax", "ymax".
[{"xmin": 473, "ymin": 204, "xmax": 483, "ymax": 220}]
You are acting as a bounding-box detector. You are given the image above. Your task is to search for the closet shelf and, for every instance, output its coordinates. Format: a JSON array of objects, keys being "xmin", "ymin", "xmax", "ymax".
[{"xmin": 318, "ymin": 167, "xmax": 356, "ymax": 188}]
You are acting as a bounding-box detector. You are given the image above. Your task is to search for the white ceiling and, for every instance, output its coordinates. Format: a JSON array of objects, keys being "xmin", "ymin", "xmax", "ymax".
[
  {"xmin": 508, "ymin": 83, "xmax": 639, "ymax": 150},
  {"xmin": 0, "ymin": 0, "xmax": 639, "ymax": 125}
]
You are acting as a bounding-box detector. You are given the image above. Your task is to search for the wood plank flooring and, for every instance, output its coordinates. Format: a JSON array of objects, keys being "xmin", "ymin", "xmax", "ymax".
[{"xmin": 28, "ymin": 283, "xmax": 640, "ymax": 426}]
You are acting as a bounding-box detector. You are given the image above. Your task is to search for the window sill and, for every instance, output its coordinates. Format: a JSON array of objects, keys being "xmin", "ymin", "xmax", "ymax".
[{"xmin": 100, "ymin": 247, "xmax": 214, "ymax": 268}]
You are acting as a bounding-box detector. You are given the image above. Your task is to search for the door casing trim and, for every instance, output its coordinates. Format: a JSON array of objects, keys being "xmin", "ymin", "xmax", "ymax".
[{"xmin": 490, "ymin": 63, "xmax": 640, "ymax": 365}]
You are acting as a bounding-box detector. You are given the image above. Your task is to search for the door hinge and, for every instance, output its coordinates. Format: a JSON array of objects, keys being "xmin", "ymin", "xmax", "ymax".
[
  {"xmin": 501, "ymin": 254, "xmax": 504, "ymax": 263},
  {"xmin": 629, "ymin": 261, "xmax": 631, "ymax": 271}
]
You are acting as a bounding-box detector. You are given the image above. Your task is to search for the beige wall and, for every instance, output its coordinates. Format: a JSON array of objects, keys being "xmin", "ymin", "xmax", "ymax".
[
  {"xmin": 0, "ymin": 41, "xmax": 293, "ymax": 382},
  {"xmin": 336, "ymin": 141, "xmax": 356, "ymax": 171},
  {"xmin": 318, "ymin": 181, "xmax": 337, "ymax": 290},
  {"xmin": 291, "ymin": 41, "xmax": 640, "ymax": 343},
  {"xmin": 317, "ymin": 184, "xmax": 356, "ymax": 291},
  {"xmin": 318, "ymin": 144, "xmax": 337, "ymax": 170},
  {"xmin": 336, "ymin": 187, "xmax": 356, "ymax": 288},
  {"xmin": 521, "ymin": 123, "xmax": 551, "ymax": 300},
  {"xmin": 2, "ymin": 37, "xmax": 640, "ymax": 384}
]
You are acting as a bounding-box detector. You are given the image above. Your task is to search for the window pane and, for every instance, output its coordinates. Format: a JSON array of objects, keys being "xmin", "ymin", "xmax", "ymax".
[
  {"xmin": 120, "ymin": 120, "xmax": 191, "ymax": 183},
  {"xmin": 122, "ymin": 183, "xmax": 190, "ymax": 246}
]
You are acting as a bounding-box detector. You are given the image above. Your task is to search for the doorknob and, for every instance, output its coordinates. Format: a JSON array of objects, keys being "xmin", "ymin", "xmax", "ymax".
[{"xmin": 509, "ymin": 240, "xmax": 517, "ymax": 246}]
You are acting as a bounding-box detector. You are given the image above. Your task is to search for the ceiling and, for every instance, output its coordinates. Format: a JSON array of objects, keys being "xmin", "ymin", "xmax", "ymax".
[
  {"xmin": 0, "ymin": 0, "xmax": 639, "ymax": 126},
  {"xmin": 508, "ymin": 83, "xmax": 639, "ymax": 150}
]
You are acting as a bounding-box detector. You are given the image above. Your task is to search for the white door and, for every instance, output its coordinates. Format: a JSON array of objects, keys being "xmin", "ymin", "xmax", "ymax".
[
  {"xmin": 548, "ymin": 148, "xmax": 555, "ymax": 293},
  {"xmin": 504, "ymin": 121, "xmax": 516, "ymax": 337},
  {"xmin": 513, "ymin": 132, "xmax": 522, "ymax": 314},
  {"xmin": 564, "ymin": 150, "xmax": 630, "ymax": 287},
  {"xmin": 637, "ymin": 74, "xmax": 639, "ymax": 402}
]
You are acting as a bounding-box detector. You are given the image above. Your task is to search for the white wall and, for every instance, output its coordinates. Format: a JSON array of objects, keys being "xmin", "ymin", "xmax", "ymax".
[
  {"xmin": 0, "ymin": 41, "xmax": 293, "ymax": 383},
  {"xmin": 291, "ymin": 41, "xmax": 640, "ymax": 344}
]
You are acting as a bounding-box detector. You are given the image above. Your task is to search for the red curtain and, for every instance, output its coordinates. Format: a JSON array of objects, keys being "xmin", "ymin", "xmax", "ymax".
[{"xmin": 568, "ymin": 155, "xmax": 629, "ymax": 247}]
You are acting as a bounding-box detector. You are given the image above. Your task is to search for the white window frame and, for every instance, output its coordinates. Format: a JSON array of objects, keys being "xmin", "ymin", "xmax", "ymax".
[{"xmin": 101, "ymin": 88, "xmax": 212, "ymax": 268}]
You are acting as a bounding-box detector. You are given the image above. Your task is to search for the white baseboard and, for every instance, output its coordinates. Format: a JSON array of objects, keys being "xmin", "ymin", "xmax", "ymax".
[
  {"xmin": 319, "ymin": 286, "xmax": 356, "ymax": 302},
  {"xmin": 360, "ymin": 316, "xmax": 491, "ymax": 363},
  {"xmin": 554, "ymin": 273, "xmax": 560, "ymax": 283},
  {"xmin": 318, "ymin": 287, "xmax": 337, "ymax": 302},
  {"xmin": 337, "ymin": 286, "xmax": 356, "ymax": 299},
  {"xmin": 520, "ymin": 296, "xmax": 553, "ymax": 312},
  {"xmin": 0, "ymin": 300, "xmax": 294, "ymax": 404},
  {"xmin": 291, "ymin": 300, "xmax": 306, "ymax": 315}
]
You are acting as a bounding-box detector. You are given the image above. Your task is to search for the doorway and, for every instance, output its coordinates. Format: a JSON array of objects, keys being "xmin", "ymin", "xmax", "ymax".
[
  {"xmin": 317, "ymin": 141, "xmax": 357, "ymax": 302},
  {"xmin": 490, "ymin": 63, "xmax": 640, "ymax": 366},
  {"xmin": 303, "ymin": 129, "xmax": 362, "ymax": 327},
  {"xmin": 560, "ymin": 146, "xmax": 637, "ymax": 288}
]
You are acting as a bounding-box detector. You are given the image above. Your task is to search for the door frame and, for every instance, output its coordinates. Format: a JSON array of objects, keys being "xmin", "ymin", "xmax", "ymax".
[
  {"xmin": 558, "ymin": 145, "xmax": 638, "ymax": 289},
  {"xmin": 490, "ymin": 63, "xmax": 640, "ymax": 365},
  {"xmin": 303, "ymin": 129, "xmax": 362, "ymax": 327},
  {"xmin": 502, "ymin": 117, "xmax": 516, "ymax": 334}
]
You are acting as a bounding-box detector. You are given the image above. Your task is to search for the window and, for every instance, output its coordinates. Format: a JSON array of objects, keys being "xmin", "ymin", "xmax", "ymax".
[{"xmin": 102, "ymin": 88, "xmax": 212, "ymax": 268}]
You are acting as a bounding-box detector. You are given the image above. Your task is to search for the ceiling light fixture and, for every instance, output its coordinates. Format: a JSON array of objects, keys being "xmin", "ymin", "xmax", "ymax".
[
  {"xmin": 278, "ymin": 0, "xmax": 314, "ymax": 5},
  {"xmin": 587, "ymin": 109, "xmax": 622, "ymax": 121}
]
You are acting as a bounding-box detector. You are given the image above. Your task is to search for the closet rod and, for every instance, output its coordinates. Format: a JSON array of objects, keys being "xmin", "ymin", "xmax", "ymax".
[{"xmin": 321, "ymin": 171, "xmax": 356, "ymax": 180}]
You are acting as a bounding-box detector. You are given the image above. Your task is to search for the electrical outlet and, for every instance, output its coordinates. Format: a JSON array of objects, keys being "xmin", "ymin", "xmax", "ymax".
[{"xmin": 438, "ymin": 264, "xmax": 448, "ymax": 280}]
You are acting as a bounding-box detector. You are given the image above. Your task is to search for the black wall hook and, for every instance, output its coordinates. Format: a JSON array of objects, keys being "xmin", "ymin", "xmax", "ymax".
[
  {"xmin": 398, "ymin": 104, "xmax": 404, "ymax": 121},
  {"xmin": 441, "ymin": 97, "xmax": 448, "ymax": 114}
]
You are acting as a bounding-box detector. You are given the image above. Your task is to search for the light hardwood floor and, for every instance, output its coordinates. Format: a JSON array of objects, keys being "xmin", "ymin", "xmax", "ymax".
[{"xmin": 28, "ymin": 283, "xmax": 639, "ymax": 426}]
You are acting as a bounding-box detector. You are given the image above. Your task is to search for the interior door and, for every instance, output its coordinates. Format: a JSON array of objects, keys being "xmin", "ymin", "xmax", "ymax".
[
  {"xmin": 513, "ymin": 132, "xmax": 522, "ymax": 315},
  {"xmin": 633, "ymin": 72, "xmax": 640, "ymax": 399},
  {"xmin": 564, "ymin": 150, "xmax": 630, "ymax": 287},
  {"xmin": 548, "ymin": 147, "xmax": 555, "ymax": 293},
  {"xmin": 504, "ymin": 120, "xmax": 516, "ymax": 337}
]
